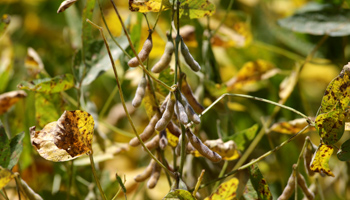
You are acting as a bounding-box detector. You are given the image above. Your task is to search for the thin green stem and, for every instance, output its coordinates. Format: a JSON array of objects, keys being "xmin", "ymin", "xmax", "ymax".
[
  {"xmin": 109, "ymin": 0, "xmax": 175, "ymax": 92},
  {"xmin": 87, "ymin": 19, "xmax": 175, "ymax": 178},
  {"xmin": 213, "ymin": 161, "xmax": 228, "ymax": 189},
  {"xmin": 100, "ymin": 120, "xmax": 134, "ymax": 137},
  {"xmin": 1, "ymin": 189, "xmax": 9, "ymax": 200},
  {"xmin": 192, "ymin": 169, "xmax": 205, "ymax": 197},
  {"xmin": 88, "ymin": 153, "xmax": 107, "ymax": 200},
  {"xmin": 197, "ymin": 125, "xmax": 309, "ymax": 190},
  {"xmin": 211, "ymin": 0, "xmax": 234, "ymax": 36},
  {"xmin": 99, "ymin": 85, "xmax": 119, "ymax": 118}
]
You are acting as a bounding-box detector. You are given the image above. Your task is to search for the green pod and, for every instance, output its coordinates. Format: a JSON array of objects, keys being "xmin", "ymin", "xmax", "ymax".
[
  {"xmin": 132, "ymin": 76, "xmax": 147, "ymax": 108},
  {"xmin": 180, "ymin": 38, "xmax": 201, "ymax": 72}
]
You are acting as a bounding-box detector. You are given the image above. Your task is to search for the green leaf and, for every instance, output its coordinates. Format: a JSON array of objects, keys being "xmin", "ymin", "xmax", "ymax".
[
  {"xmin": 179, "ymin": 0, "xmax": 216, "ymax": 19},
  {"xmin": 203, "ymin": 80, "xmax": 227, "ymax": 97},
  {"xmin": 18, "ymin": 74, "xmax": 75, "ymax": 94},
  {"xmin": 228, "ymin": 124, "xmax": 259, "ymax": 151},
  {"xmin": 337, "ymin": 138, "xmax": 350, "ymax": 161},
  {"xmin": 82, "ymin": 0, "xmax": 96, "ymax": 60},
  {"xmin": 164, "ymin": 189, "xmax": 196, "ymax": 200},
  {"xmin": 318, "ymin": 64, "xmax": 350, "ymax": 114},
  {"xmin": 0, "ymin": 14, "xmax": 10, "ymax": 37},
  {"xmin": 278, "ymin": 3, "xmax": 350, "ymax": 36},
  {"xmin": 156, "ymin": 68, "xmax": 174, "ymax": 96},
  {"xmin": 0, "ymin": 122, "xmax": 10, "ymax": 168},
  {"xmin": 315, "ymin": 108, "xmax": 344, "ymax": 145},
  {"xmin": 8, "ymin": 132, "xmax": 24, "ymax": 170},
  {"xmin": 35, "ymin": 93, "xmax": 62, "ymax": 128},
  {"xmin": 242, "ymin": 179, "xmax": 258, "ymax": 200},
  {"xmin": 130, "ymin": 13, "xmax": 143, "ymax": 53},
  {"xmin": 249, "ymin": 163, "xmax": 272, "ymax": 200}
]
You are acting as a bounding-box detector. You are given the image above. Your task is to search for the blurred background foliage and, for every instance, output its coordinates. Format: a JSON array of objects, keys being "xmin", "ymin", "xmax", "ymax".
[{"xmin": 1, "ymin": 0, "xmax": 350, "ymax": 199}]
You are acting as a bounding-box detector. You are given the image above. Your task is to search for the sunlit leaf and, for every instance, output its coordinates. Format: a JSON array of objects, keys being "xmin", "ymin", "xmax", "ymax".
[
  {"xmin": 156, "ymin": 68, "xmax": 174, "ymax": 97},
  {"xmin": 226, "ymin": 60, "xmax": 279, "ymax": 92},
  {"xmin": 337, "ymin": 138, "xmax": 350, "ymax": 161},
  {"xmin": 270, "ymin": 118, "xmax": 315, "ymax": 134},
  {"xmin": 25, "ymin": 47, "xmax": 44, "ymax": 77},
  {"xmin": 204, "ymin": 177, "xmax": 239, "ymax": 200},
  {"xmin": 0, "ymin": 167, "xmax": 15, "ymax": 190},
  {"xmin": 35, "ymin": 93, "xmax": 62, "ymax": 128},
  {"xmin": 8, "ymin": 132, "xmax": 25, "ymax": 170},
  {"xmin": 0, "ymin": 90, "xmax": 27, "ymax": 115},
  {"xmin": 129, "ymin": 0, "xmax": 172, "ymax": 12},
  {"xmin": 191, "ymin": 139, "xmax": 240, "ymax": 161},
  {"xmin": 228, "ymin": 124, "xmax": 258, "ymax": 151},
  {"xmin": 318, "ymin": 63, "xmax": 350, "ymax": 114},
  {"xmin": 310, "ymin": 144, "xmax": 334, "ymax": 177},
  {"xmin": 166, "ymin": 128, "xmax": 178, "ymax": 148},
  {"xmin": 0, "ymin": 122, "xmax": 10, "ymax": 168},
  {"xmin": 0, "ymin": 14, "xmax": 10, "ymax": 37},
  {"xmin": 249, "ymin": 163, "xmax": 272, "ymax": 200},
  {"xmin": 278, "ymin": 2, "xmax": 350, "ymax": 36},
  {"xmin": 315, "ymin": 108, "xmax": 344, "ymax": 145},
  {"xmin": 30, "ymin": 110, "xmax": 94, "ymax": 162},
  {"xmin": 143, "ymin": 87, "xmax": 158, "ymax": 119},
  {"xmin": 0, "ymin": 36, "xmax": 13, "ymax": 93},
  {"xmin": 164, "ymin": 189, "xmax": 196, "ymax": 200},
  {"xmin": 18, "ymin": 74, "xmax": 74, "ymax": 94}
]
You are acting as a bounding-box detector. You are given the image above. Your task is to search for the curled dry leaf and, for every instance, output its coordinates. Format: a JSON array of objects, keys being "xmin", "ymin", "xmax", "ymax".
[
  {"xmin": 270, "ymin": 118, "xmax": 315, "ymax": 134},
  {"xmin": 57, "ymin": 0, "xmax": 78, "ymax": 13},
  {"xmin": 0, "ymin": 90, "xmax": 27, "ymax": 115},
  {"xmin": 30, "ymin": 110, "xmax": 94, "ymax": 162}
]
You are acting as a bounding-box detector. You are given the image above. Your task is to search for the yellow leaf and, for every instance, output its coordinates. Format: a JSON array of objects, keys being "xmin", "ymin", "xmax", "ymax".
[
  {"xmin": 30, "ymin": 110, "xmax": 94, "ymax": 162},
  {"xmin": 191, "ymin": 139, "xmax": 240, "ymax": 161},
  {"xmin": 129, "ymin": 0, "xmax": 171, "ymax": 13},
  {"xmin": 310, "ymin": 144, "xmax": 334, "ymax": 177},
  {"xmin": 166, "ymin": 128, "xmax": 178, "ymax": 147},
  {"xmin": 0, "ymin": 167, "xmax": 15, "ymax": 190},
  {"xmin": 204, "ymin": 177, "xmax": 239, "ymax": 200},
  {"xmin": 0, "ymin": 90, "xmax": 27, "ymax": 115},
  {"xmin": 270, "ymin": 118, "xmax": 315, "ymax": 134}
]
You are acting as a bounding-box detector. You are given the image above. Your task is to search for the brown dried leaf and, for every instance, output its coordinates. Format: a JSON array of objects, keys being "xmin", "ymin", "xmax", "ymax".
[
  {"xmin": 0, "ymin": 90, "xmax": 27, "ymax": 115},
  {"xmin": 270, "ymin": 118, "xmax": 315, "ymax": 134}
]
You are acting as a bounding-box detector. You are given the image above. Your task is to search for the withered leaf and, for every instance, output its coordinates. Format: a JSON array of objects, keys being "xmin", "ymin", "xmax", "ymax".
[
  {"xmin": 310, "ymin": 144, "xmax": 334, "ymax": 177},
  {"xmin": 270, "ymin": 118, "xmax": 315, "ymax": 134},
  {"xmin": 0, "ymin": 90, "xmax": 27, "ymax": 115}
]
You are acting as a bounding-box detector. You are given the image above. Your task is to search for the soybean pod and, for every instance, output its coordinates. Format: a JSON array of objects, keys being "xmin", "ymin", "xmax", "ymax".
[
  {"xmin": 144, "ymin": 135, "xmax": 160, "ymax": 150},
  {"xmin": 151, "ymin": 34, "xmax": 174, "ymax": 73},
  {"xmin": 303, "ymin": 144, "xmax": 315, "ymax": 176},
  {"xmin": 134, "ymin": 160, "xmax": 155, "ymax": 182},
  {"xmin": 147, "ymin": 162, "xmax": 161, "ymax": 189},
  {"xmin": 185, "ymin": 128, "xmax": 222, "ymax": 162},
  {"xmin": 297, "ymin": 173, "xmax": 315, "ymax": 200},
  {"xmin": 155, "ymin": 94, "xmax": 175, "ymax": 131},
  {"xmin": 174, "ymin": 100, "xmax": 188, "ymax": 125},
  {"xmin": 277, "ymin": 172, "xmax": 295, "ymax": 200},
  {"xmin": 180, "ymin": 37, "xmax": 201, "ymax": 72},
  {"xmin": 159, "ymin": 130, "xmax": 168, "ymax": 150},
  {"xmin": 181, "ymin": 74, "xmax": 205, "ymax": 113},
  {"xmin": 166, "ymin": 121, "xmax": 181, "ymax": 137},
  {"xmin": 128, "ymin": 32, "xmax": 153, "ymax": 67},
  {"xmin": 180, "ymin": 94, "xmax": 200, "ymax": 124},
  {"xmin": 132, "ymin": 76, "xmax": 147, "ymax": 108},
  {"xmin": 129, "ymin": 113, "xmax": 161, "ymax": 147}
]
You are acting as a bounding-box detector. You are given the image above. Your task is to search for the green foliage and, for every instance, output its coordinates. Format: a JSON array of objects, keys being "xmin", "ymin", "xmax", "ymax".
[
  {"xmin": 18, "ymin": 74, "xmax": 75, "ymax": 93},
  {"xmin": 249, "ymin": 164, "xmax": 272, "ymax": 200},
  {"xmin": 337, "ymin": 138, "xmax": 350, "ymax": 161}
]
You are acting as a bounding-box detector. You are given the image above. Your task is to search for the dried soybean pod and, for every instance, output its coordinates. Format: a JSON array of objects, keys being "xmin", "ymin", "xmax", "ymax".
[
  {"xmin": 134, "ymin": 160, "xmax": 156, "ymax": 182},
  {"xmin": 159, "ymin": 130, "xmax": 168, "ymax": 150},
  {"xmin": 129, "ymin": 113, "xmax": 161, "ymax": 146},
  {"xmin": 180, "ymin": 94, "xmax": 200, "ymax": 124},
  {"xmin": 144, "ymin": 135, "xmax": 160, "ymax": 150},
  {"xmin": 175, "ymin": 100, "xmax": 189, "ymax": 125},
  {"xmin": 151, "ymin": 34, "xmax": 174, "ymax": 73},
  {"xmin": 297, "ymin": 173, "xmax": 315, "ymax": 200},
  {"xmin": 180, "ymin": 37, "xmax": 201, "ymax": 72},
  {"xmin": 128, "ymin": 32, "xmax": 153, "ymax": 67},
  {"xmin": 132, "ymin": 76, "xmax": 147, "ymax": 107},
  {"xmin": 277, "ymin": 173, "xmax": 295, "ymax": 200},
  {"xmin": 155, "ymin": 95, "xmax": 175, "ymax": 131},
  {"xmin": 167, "ymin": 121, "xmax": 181, "ymax": 137},
  {"xmin": 303, "ymin": 144, "xmax": 315, "ymax": 176},
  {"xmin": 181, "ymin": 75, "xmax": 205, "ymax": 113},
  {"xmin": 185, "ymin": 128, "xmax": 222, "ymax": 162},
  {"xmin": 147, "ymin": 162, "xmax": 161, "ymax": 189}
]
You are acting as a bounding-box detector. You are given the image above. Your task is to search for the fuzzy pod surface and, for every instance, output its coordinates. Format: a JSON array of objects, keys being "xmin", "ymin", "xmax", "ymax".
[
  {"xmin": 128, "ymin": 33, "xmax": 153, "ymax": 67},
  {"xmin": 151, "ymin": 34, "xmax": 174, "ymax": 73},
  {"xmin": 180, "ymin": 38, "xmax": 201, "ymax": 72},
  {"xmin": 132, "ymin": 76, "xmax": 147, "ymax": 107}
]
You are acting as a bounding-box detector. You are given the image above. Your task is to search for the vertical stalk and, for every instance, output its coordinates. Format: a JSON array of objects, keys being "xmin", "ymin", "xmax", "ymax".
[{"xmin": 88, "ymin": 153, "xmax": 107, "ymax": 200}]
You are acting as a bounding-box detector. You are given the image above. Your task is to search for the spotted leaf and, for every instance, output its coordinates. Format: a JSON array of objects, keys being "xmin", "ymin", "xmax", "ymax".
[
  {"xmin": 310, "ymin": 144, "xmax": 334, "ymax": 177},
  {"xmin": 249, "ymin": 163, "xmax": 272, "ymax": 200},
  {"xmin": 18, "ymin": 74, "xmax": 74, "ymax": 94},
  {"xmin": 204, "ymin": 177, "xmax": 239, "ymax": 200},
  {"xmin": 315, "ymin": 108, "xmax": 344, "ymax": 145},
  {"xmin": 0, "ymin": 167, "xmax": 15, "ymax": 190},
  {"xmin": 0, "ymin": 90, "xmax": 27, "ymax": 115}
]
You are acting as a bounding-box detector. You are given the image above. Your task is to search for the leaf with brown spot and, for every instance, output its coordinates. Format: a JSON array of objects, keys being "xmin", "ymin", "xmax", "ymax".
[
  {"xmin": 0, "ymin": 167, "xmax": 15, "ymax": 190},
  {"xmin": 204, "ymin": 177, "xmax": 239, "ymax": 200},
  {"xmin": 315, "ymin": 108, "xmax": 344, "ymax": 145},
  {"xmin": 249, "ymin": 163, "xmax": 272, "ymax": 200},
  {"xmin": 270, "ymin": 118, "xmax": 315, "ymax": 134},
  {"xmin": 129, "ymin": 0, "xmax": 172, "ymax": 12},
  {"xmin": 191, "ymin": 139, "xmax": 240, "ymax": 161},
  {"xmin": 163, "ymin": 189, "xmax": 196, "ymax": 200},
  {"xmin": 30, "ymin": 110, "xmax": 94, "ymax": 162},
  {"xmin": 310, "ymin": 144, "xmax": 334, "ymax": 177},
  {"xmin": 0, "ymin": 90, "xmax": 27, "ymax": 115}
]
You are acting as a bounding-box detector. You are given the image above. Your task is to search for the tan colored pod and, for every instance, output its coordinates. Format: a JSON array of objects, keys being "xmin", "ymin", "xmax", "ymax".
[
  {"xmin": 174, "ymin": 100, "xmax": 188, "ymax": 125},
  {"xmin": 181, "ymin": 75, "xmax": 205, "ymax": 114},
  {"xmin": 297, "ymin": 173, "xmax": 315, "ymax": 200},
  {"xmin": 277, "ymin": 172, "xmax": 295, "ymax": 200},
  {"xmin": 159, "ymin": 130, "xmax": 168, "ymax": 150},
  {"xmin": 147, "ymin": 162, "xmax": 161, "ymax": 189},
  {"xmin": 155, "ymin": 95, "xmax": 175, "ymax": 131},
  {"xmin": 129, "ymin": 113, "xmax": 161, "ymax": 146},
  {"xmin": 128, "ymin": 33, "xmax": 153, "ymax": 67},
  {"xmin": 151, "ymin": 34, "xmax": 174, "ymax": 73},
  {"xmin": 134, "ymin": 160, "xmax": 155, "ymax": 182},
  {"xmin": 132, "ymin": 76, "xmax": 147, "ymax": 107},
  {"xmin": 180, "ymin": 37, "xmax": 201, "ymax": 72},
  {"xmin": 166, "ymin": 121, "xmax": 181, "ymax": 137},
  {"xmin": 303, "ymin": 144, "xmax": 315, "ymax": 176},
  {"xmin": 180, "ymin": 94, "xmax": 200, "ymax": 124},
  {"xmin": 185, "ymin": 128, "xmax": 221, "ymax": 162},
  {"xmin": 144, "ymin": 134, "xmax": 160, "ymax": 150}
]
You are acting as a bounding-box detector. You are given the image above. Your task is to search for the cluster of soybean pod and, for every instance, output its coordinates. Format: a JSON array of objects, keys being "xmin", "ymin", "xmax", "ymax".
[{"xmin": 126, "ymin": 28, "xmax": 224, "ymax": 188}]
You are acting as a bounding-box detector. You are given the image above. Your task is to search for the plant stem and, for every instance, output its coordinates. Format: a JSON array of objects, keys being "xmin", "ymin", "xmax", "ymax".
[
  {"xmin": 87, "ymin": 19, "xmax": 175, "ymax": 178},
  {"xmin": 213, "ymin": 161, "xmax": 228, "ymax": 189},
  {"xmin": 88, "ymin": 153, "xmax": 107, "ymax": 200},
  {"xmin": 99, "ymin": 120, "xmax": 134, "ymax": 137},
  {"xmin": 99, "ymin": 84, "xmax": 119, "ymax": 118},
  {"xmin": 193, "ymin": 169, "xmax": 205, "ymax": 197},
  {"xmin": 1, "ymin": 188, "xmax": 9, "ymax": 200},
  {"xmin": 109, "ymin": 0, "xmax": 175, "ymax": 92}
]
